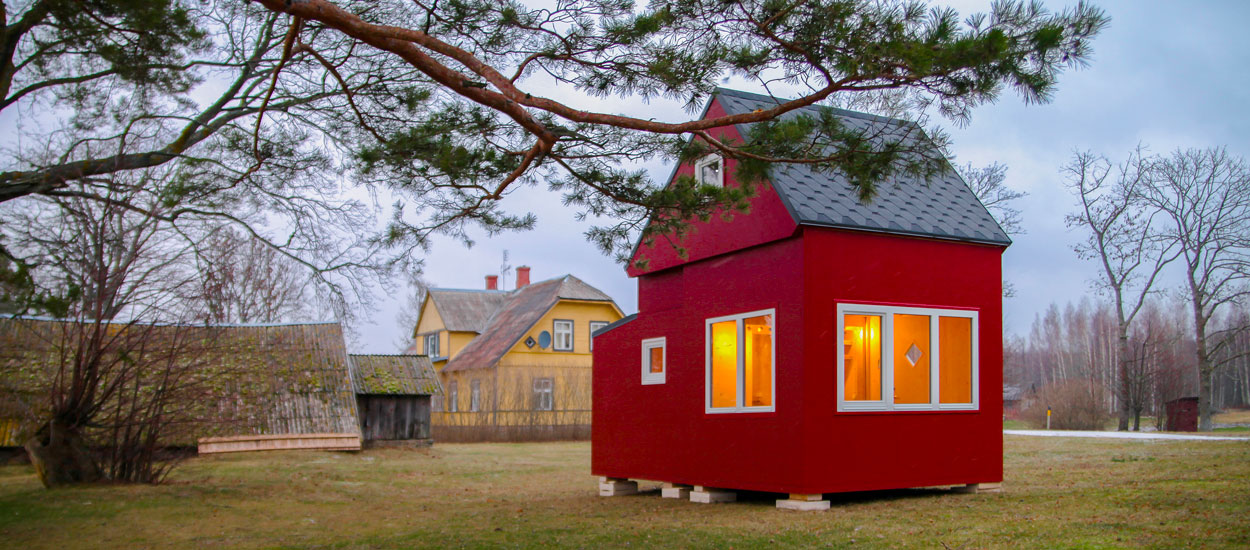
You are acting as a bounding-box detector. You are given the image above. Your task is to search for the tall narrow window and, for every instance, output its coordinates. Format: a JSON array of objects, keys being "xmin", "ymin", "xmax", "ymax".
[
  {"xmin": 843, "ymin": 314, "xmax": 882, "ymax": 402},
  {"xmin": 695, "ymin": 154, "xmax": 723, "ymax": 187},
  {"xmin": 893, "ymin": 314, "xmax": 931, "ymax": 405},
  {"xmin": 424, "ymin": 333, "xmax": 440, "ymax": 358},
  {"xmin": 837, "ymin": 304, "xmax": 978, "ymax": 412},
  {"xmin": 553, "ymin": 320, "xmax": 574, "ymax": 351},
  {"xmin": 470, "ymin": 380, "xmax": 481, "ymax": 412},
  {"xmin": 939, "ymin": 316, "xmax": 974, "ymax": 404},
  {"xmin": 448, "ymin": 381, "xmax": 458, "ymax": 412},
  {"xmin": 532, "ymin": 378, "xmax": 554, "ymax": 411},
  {"xmin": 589, "ymin": 321, "xmax": 609, "ymax": 351},
  {"xmin": 706, "ymin": 309, "xmax": 775, "ymax": 413},
  {"xmin": 641, "ymin": 337, "xmax": 666, "ymax": 385}
]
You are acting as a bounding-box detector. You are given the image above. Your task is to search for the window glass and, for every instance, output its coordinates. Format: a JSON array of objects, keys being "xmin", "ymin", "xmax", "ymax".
[
  {"xmin": 709, "ymin": 320, "xmax": 738, "ymax": 408},
  {"xmin": 425, "ymin": 333, "xmax": 439, "ymax": 357},
  {"xmin": 744, "ymin": 315, "xmax": 773, "ymax": 407},
  {"xmin": 470, "ymin": 380, "xmax": 481, "ymax": 412},
  {"xmin": 554, "ymin": 320, "xmax": 573, "ymax": 351},
  {"xmin": 939, "ymin": 316, "xmax": 974, "ymax": 404},
  {"xmin": 649, "ymin": 346, "xmax": 664, "ymax": 374},
  {"xmin": 449, "ymin": 382, "xmax": 458, "ymax": 412},
  {"xmin": 533, "ymin": 378, "xmax": 554, "ymax": 411},
  {"xmin": 843, "ymin": 314, "xmax": 882, "ymax": 401},
  {"xmin": 589, "ymin": 321, "xmax": 609, "ymax": 351},
  {"xmin": 696, "ymin": 155, "xmax": 722, "ymax": 187},
  {"xmin": 893, "ymin": 314, "xmax": 931, "ymax": 404}
]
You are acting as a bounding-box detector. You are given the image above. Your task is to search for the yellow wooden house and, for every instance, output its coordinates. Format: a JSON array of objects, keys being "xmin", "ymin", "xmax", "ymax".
[{"xmin": 411, "ymin": 267, "xmax": 623, "ymax": 439}]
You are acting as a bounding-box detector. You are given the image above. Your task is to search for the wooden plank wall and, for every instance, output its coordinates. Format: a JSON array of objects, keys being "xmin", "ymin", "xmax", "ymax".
[{"xmin": 357, "ymin": 395, "xmax": 431, "ymax": 441}]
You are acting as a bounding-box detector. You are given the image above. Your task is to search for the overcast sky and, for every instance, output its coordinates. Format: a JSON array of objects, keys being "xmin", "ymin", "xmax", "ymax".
[{"xmin": 352, "ymin": 0, "xmax": 1250, "ymax": 352}]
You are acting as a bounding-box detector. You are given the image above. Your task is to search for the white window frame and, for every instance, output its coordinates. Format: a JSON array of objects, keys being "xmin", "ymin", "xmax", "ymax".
[
  {"xmin": 641, "ymin": 337, "xmax": 667, "ymax": 385},
  {"xmin": 448, "ymin": 381, "xmax": 458, "ymax": 412},
  {"xmin": 533, "ymin": 377, "xmax": 554, "ymax": 411},
  {"xmin": 553, "ymin": 319, "xmax": 574, "ymax": 352},
  {"xmin": 695, "ymin": 154, "xmax": 723, "ymax": 187},
  {"xmin": 589, "ymin": 321, "xmax": 609, "ymax": 351},
  {"xmin": 424, "ymin": 332, "xmax": 440, "ymax": 359},
  {"xmin": 836, "ymin": 303, "xmax": 979, "ymax": 412},
  {"xmin": 470, "ymin": 379, "xmax": 481, "ymax": 412},
  {"xmin": 705, "ymin": 308, "xmax": 776, "ymax": 414}
]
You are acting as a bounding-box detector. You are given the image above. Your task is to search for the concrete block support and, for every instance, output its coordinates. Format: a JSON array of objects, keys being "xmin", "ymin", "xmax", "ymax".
[
  {"xmin": 954, "ymin": 482, "xmax": 1002, "ymax": 494},
  {"xmin": 689, "ymin": 485, "xmax": 736, "ymax": 504},
  {"xmin": 661, "ymin": 483, "xmax": 692, "ymax": 499},
  {"xmin": 598, "ymin": 477, "xmax": 638, "ymax": 496},
  {"xmin": 776, "ymin": 493, "xmax": 830, "ymax": 511}
]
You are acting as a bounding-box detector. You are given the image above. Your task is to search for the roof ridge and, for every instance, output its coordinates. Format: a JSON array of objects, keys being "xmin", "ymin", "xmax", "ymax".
[
  {"xmin": 1, "ymin": 314, "xmax": 341, "ymax": 328},
  {"xmin": 349, "ymin": 353, "xmax": 427, "ymax": 358},
  {"xmin": 712, "ymin": 87, "xmax": 909, "ymax": 125}
]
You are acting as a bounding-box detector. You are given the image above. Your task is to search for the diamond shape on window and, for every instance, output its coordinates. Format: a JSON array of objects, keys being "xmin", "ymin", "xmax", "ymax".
[{"xmin": 905, "ymin": 343, "xmax": 923, "ymax": 366}]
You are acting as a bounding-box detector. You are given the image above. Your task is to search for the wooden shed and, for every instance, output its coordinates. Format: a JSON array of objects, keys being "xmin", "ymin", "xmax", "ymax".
[
  {"xmin": 1165, "ymin": 396, "xmax": 1199, "ymax": 432},
  {"xmin": 349, "ymin": 354, "xmax": 442, "ymax": 446},
  {"xmin": 592, "ymin": 88, "xmax": 1009, "ymax": 510},
  {"xmin": 0, "ymin": 317, "xmax": 364, "ymax": 454}
]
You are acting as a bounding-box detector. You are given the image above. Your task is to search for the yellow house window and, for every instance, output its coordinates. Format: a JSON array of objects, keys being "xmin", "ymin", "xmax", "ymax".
[
  {"xmin": 837, "ymin": 304, "xmax": 978, "ymax": 412},
  {"xmin": 553, "ymin": 319, "xmax": 574, "ymax": 351},
  {"xmin": 706, "ymin": 309, "xmax": 775, "ymax": 413}
]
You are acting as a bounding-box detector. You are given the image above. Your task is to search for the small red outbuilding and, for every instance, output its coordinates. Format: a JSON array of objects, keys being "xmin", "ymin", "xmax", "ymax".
[{"xmin": 592, "ymin": 88, "xmax": 1011, "ymax": 509}]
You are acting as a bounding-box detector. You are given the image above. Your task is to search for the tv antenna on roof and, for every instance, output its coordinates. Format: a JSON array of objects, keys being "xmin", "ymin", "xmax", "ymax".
[{"xmin": 499, "ymin": 250, "xmax": 513, "ymax": 290}]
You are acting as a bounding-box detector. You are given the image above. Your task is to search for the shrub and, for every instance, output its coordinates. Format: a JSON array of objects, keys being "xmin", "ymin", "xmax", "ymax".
[{"xmin": 1022, "ymin": 379, "xmax": 1113, "ymax": 430}]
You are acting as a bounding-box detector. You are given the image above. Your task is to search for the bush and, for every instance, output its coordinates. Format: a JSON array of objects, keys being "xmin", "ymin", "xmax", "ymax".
[{"xmin": 1022, "ymin": 379, "xmax": 1113, "ymax": 430}]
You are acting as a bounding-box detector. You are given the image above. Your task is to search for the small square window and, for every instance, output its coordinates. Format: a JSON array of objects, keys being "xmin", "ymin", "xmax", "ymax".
[
  {"xmin": 553, "ymin": 320, "xmax": 574, "ymax": 351},
  {"xmin": 641, "ymin": 337, "xmax": 666, "ymax": 385},
  {"xmin": 695, "ymin": 154, "xmax": 723, "ymax": 187}
]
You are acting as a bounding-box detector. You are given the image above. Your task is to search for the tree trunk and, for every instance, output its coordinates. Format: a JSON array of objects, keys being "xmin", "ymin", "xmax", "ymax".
[
  {"xmin": 1116, "ymin": 331, "xmax": 1131, "ymax": 431},
  {"xmin": 24, "ymin": 419, "xmax": 101, "ymax": 488}
]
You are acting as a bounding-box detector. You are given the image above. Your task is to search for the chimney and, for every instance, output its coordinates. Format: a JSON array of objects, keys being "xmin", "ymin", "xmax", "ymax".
[
  {"xmin": 516, "ymin": 266, "xmax": 531, "ymax": 288},
  {"xmin": 485, "ymin": 275, "xmax": 498, "ymax": 290}
]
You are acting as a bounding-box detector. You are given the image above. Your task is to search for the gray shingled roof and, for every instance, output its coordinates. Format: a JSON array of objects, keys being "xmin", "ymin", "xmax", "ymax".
[
  {"xmin": 427, "ymin": 289, "xmax": 510, "ymax": 332},
  {"xmin": 714, "ymin": 88, "xmax": 1011, "ymax": 246}
]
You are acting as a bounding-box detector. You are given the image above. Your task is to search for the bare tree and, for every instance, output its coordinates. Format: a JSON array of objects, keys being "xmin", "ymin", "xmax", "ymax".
[
  {"xmin": 394, "ymin": 272, "xmax": 429, "ymax": 352},
  {"xmin": 960, "ymin": 161, "xmax": 1026, "ymax": 298},
  {"xmin": 1138, "ymin": 147, "xmax": 1250, "ymax": 430},
  {"xmin": 186, "ymin": 227, "xmax": 309, "ymax": 324},
  {"xmin": 1064, "ymin": 149, "xmax": 1179, "ymax": 430}
]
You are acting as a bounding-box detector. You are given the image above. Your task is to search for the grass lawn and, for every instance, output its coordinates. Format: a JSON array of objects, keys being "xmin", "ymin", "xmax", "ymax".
[{"xmin": 1, "ymin": 437, "xmax": 1248, "ymax": 549}]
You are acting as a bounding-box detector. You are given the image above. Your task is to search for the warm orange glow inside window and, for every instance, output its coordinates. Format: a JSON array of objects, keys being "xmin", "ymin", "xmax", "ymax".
[
  {"xmin": 939, "ymin": 316, "xmax": 973, "ymax": 403},
  {"xmin": 744, "ymin": 315, "xmax": 773, "ymax": 407},
  {"xmin": 844, "ymin": 314, "xmax": 882, "ymax": 401},
  {"xmin": 649, "ymin": 345, "xmax": 664, "ymax": 374},
  {"xmin": 893, "ymin": 314, "xmax": 931, "ymax": 404},
  {"xmin": 710, "ymin": 320, "xmax": 737, "ymax": 408}
]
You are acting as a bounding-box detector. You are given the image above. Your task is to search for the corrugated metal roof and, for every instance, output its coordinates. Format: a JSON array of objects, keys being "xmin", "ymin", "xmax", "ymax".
[
  {"xmin": 349, "ymin": 354, "xmax": 443, "ymax": 395},
  {"xmin": 426, "ymin": 289, "xmax": 510, "ymax": 333},
  {"xmin": 440, "ymin": 275, "xmax": 617, "ymax": 373},
  {"xmin": 714, "ymin": 88, "xmax": 1012, "ymax": 246},
  {"xmin": 0, "ymin": 317, "xmax": 360, "ymax": 445}
]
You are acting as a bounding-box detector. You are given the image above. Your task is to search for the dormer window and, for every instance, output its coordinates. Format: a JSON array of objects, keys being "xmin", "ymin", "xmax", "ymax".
[{"xmin": 695, "ymin": 154, "xmax": 723, "ymax": 187}]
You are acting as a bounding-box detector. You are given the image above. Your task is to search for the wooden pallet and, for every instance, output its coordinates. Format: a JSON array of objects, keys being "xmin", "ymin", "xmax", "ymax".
[{"xmin": 197, "ymin": 433, "xmax": 361, "ymax": 455}]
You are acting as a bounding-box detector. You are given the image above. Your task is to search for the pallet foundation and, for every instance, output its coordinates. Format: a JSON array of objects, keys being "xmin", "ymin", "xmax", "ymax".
[
  {"xmin": 598, "ymin": 477, "xmax": 638, "ymax": 496},
  {"xmin": 690, "ymin": 485, "xmax": 736, "ymax": 503},
  {"xmin": 661, "ymin": 482, "xmax": 692, "ymax": 499},
  {"xmin": 953, "ymin": 482, "xmax": 1002, "ymax": 494},
  {"xmin": 776, "ymin": 493, "xmax": 830, "ymax": 511}
]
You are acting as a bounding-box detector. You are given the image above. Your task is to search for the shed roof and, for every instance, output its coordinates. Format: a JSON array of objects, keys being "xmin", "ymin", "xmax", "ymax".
[
  {"xmin": 440, "ymin": 275, "xmax": 618, "ymax": 373},
  {"xmin": 349, "ymin": 354, "xmax": 442, "ymax": 395},
  {"xmin": 713, "ymin": 88, "xmax": 1011, "ymax": 246},
  {"xmin": 0, "ymin": 317, "xmax": 360, "ymax": 445}
]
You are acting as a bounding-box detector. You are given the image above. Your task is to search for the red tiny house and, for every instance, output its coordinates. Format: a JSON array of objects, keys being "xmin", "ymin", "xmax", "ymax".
[{"xmin": 593, "ymin": 89, "xmax": 1010, "ymax": 506}]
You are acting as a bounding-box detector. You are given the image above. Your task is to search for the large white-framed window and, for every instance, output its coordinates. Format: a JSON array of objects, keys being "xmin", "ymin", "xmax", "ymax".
[
  {"xmin": 448, "ymin": 381, "xmax": 458, "ymax": 412},
  {"xmin": 837, "ymin": 303, "xmax": 978, "ymax": 412},
  {"xmin": 532, "ymin": 377, "xmax": 554, "ymax": 411},
  {"xmin": 553, "ymin": 319, "xmax": 574, "ymax": 351},
  {"xmin": 470, "ymin": 379, "xmax": 481, "ymax": 412},
  {"xmin": 589, "ymin": 321, "xmax": 610, "ymax": 351},
  {"xmin": 424, "ymin": 332, "xmax": 440, "ymax": 358},
  {"xmin": 705, "ymin": 309, "xmax": 775, "ymax": 413},
  {"xmin": 695, "ymin": 154, "xmax": 723, "ymax": 187},
  {"xmin": 641, "ymin": 337, "xmax": 666, "ymax": 385}
]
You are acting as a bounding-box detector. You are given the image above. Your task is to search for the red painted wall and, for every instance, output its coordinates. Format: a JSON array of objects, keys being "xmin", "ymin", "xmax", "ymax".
[
  {"xmin": 593, "ymin": 227, "xmax": 1005, "ymax": 494},
  {"xmin": 627, "ymin": 99, "xmax": 798, "ymax": 278}
]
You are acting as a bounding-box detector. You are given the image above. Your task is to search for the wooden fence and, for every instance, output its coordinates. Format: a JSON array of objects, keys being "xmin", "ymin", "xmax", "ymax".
[{"xmin": 431, "ymin": 409, "xmax": 591, "ymax": 442}]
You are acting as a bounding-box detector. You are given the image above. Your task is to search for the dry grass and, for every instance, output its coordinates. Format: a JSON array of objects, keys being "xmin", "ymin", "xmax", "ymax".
[
  {"xmin": 1214, "ymin": 409, "xmax": 1250, "ymax": 425},
  {"xmin": 1, "ymin": 436, "xmax": 1248, "ymax": 549}
]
